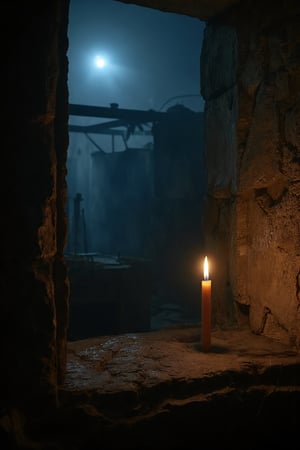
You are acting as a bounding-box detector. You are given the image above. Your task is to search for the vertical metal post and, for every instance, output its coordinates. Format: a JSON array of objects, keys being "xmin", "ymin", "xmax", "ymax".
[
  {"xmin": 82, "ymin": 207, "xmax": 88, "ymax": 253},
  {"xmin": 73, "ymin": 192, "xmax": 82, "ymax": 255},
  {"xmin": 111, "ymin": 133, "xmax": 115, "ymax": 152}
]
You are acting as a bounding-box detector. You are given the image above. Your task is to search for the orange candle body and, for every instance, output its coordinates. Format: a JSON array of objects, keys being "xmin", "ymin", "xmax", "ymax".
[
  {"xmin": 201, "ymin": 256, "xmax": 211, "ymax": 352},
  {"xmin": 201, "ymin": 280, "xmax": 211, "ymax": 351}
]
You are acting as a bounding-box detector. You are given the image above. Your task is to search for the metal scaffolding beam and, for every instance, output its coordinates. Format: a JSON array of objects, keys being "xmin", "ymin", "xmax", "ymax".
[{"xmin": 69, "ymin": 103, "xmax": 166, "ymax": 122}]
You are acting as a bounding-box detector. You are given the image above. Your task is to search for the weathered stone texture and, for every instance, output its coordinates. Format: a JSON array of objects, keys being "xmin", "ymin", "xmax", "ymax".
[
  {"xmin": 1, "ymin": 1, "xmax": 70, "ymax": 407},
  {"xmin": 204, "ymin": 88, "xmax": 238, "ymax": 195},
  {"xmin": 117, "ymin": 0, "xmax": 240, "ymax": 21},
  {"xmin": 52, "ymin": 328, "xmax": 300, "ymax": 449},
  {"xmin": 201, "ymin": 23, "xmax": 238, "ymax": 199},
  {"xmin": 203, "ymin": 196, "xmax": 236, "ymax": 327},
  {"xmin": 236, "ymin": 7, "xmax": 300, "ymax": 346},
  {"xmin": 285, "ymin": 103, "xmax": 300, "ymax": 151},
  {"xmin": 201, "ymin": 0, "xmax": 300, "ymax": 346},
  {"xmin": 201, "ymin": 23, "xmax": 238, "ymax": 328},
  {"xmin": 54, "ymin": 0, "xmax": 71, "ymax": 386},
  {"xmin": 201, "ymin": 25, "xmax": 238, "ymax": 101},
  {"xmin": 239, "ymin": 82, "xmax": 280, "ymax": 191}
]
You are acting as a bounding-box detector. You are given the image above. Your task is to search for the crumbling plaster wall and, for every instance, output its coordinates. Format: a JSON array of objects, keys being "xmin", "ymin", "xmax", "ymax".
[{"xmin": 201, "ymin": 0, "xmax": 300, "ymax": 345}]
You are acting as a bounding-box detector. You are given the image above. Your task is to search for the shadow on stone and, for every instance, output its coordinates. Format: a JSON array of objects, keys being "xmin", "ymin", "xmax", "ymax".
[{"xmin": 192, "ymin": 342, "xmax": 231, "ymax": 353}]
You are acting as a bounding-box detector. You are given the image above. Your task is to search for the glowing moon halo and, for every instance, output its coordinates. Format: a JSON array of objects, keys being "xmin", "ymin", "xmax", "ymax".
[{"xmin": 95, "ymin": 56, "xmax": 106, "ymax": 69}]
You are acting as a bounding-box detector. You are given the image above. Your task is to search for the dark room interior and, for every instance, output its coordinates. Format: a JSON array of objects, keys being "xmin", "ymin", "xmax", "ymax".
[{"xmin": 1, "ymin": 1, "xmax": 300, "ymax": 449}]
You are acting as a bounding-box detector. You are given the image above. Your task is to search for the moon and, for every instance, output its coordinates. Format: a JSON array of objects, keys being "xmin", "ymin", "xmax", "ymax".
[{"xmin": 95, "ymin": 56, "xmax": 106, "ymax": 69}]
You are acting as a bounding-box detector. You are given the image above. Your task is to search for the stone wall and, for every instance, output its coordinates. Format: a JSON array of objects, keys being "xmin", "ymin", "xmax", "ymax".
[
  {"xmin": 201, "ymin": 0, "xmax": 300, "ymax": 345},
  {"xmin": 201, "ymin": 23, "xmax": 238, "ymax": 328},
  {"xmin": 1, "ymin": 0, "xmax": 70, "ymax": 413}
]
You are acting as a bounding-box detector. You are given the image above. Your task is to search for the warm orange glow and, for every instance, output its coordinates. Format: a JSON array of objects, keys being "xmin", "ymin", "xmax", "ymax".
[
  {"xmin": 204, "ymin": 256, "xmax": 209, "ymax": 280},
  {"xmin": 201, "ymin": 256, "xmax": 211, "ymax": 352}
]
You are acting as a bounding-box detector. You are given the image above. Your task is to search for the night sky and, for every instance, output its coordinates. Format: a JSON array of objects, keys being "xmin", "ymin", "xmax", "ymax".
[{"xmin": 67, "ymin": 0, "xmax": 205, "ymax": 113}]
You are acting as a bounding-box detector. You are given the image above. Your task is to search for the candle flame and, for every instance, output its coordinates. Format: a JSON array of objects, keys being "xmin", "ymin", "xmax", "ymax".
[{"xmin": 204, "ymin": 256, "xmax": 209, "ymax": 280}]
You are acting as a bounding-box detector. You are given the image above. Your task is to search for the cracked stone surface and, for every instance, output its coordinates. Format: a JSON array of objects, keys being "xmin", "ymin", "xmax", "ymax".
[
  {"xmin": 50, "ymin": 325, "xmax": 300, "ymax": 449},
  {"xmin": 64, "ymin": 325, "xmax": 299, "ymax": 394}
]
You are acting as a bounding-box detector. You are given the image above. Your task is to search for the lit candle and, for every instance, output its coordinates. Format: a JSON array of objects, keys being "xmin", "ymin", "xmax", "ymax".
[{"xmin": 201, "ymin": 256, "xmax": 211, "ymax": 352}]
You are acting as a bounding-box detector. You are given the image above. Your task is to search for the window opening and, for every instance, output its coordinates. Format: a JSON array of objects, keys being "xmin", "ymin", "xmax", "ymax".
[{"xmin": 67, "ymin": 0, "xmax": 206, "ymax": 340}]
